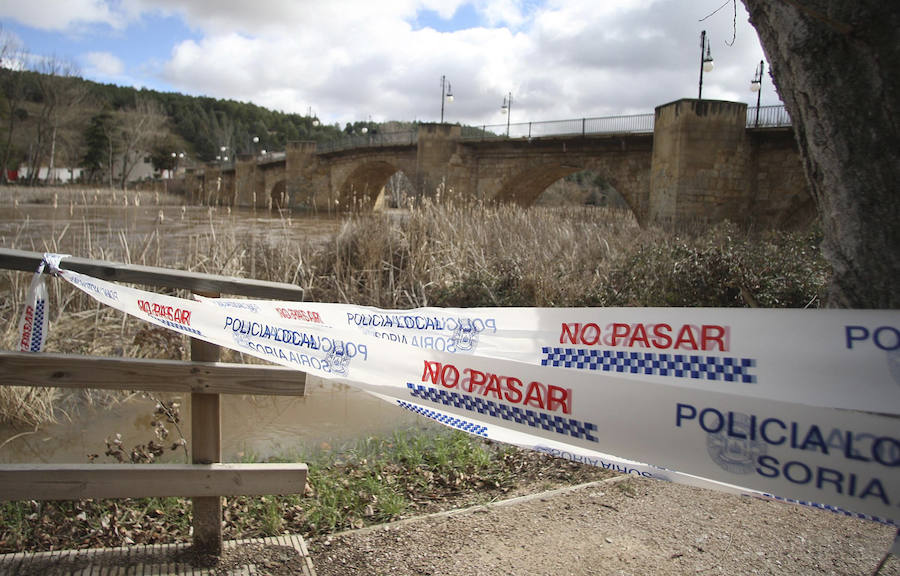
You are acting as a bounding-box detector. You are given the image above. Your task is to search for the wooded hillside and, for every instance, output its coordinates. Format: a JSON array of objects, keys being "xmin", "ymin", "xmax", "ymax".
[{"xmin": 0, "ymin": 66, "xmax": 387, "ymax": 187}]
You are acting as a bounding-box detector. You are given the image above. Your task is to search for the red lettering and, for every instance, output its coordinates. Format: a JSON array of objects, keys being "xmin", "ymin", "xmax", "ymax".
[
  {"xmin": 701, "ymin": 325, "xmax": 728, "ymax": 352},
  {"xmin": 674, "ymin": 325, "xmax": 699, "ymax": 350},
  {"xmin": 465, "ymin": 368, "xmax": 486, "ymax": 393},
  {"xmin": 628, "ymin": 323, "xmax": 651, "ymax": 348},
  {"xmin": 560, "ymin": 323, "xmax": 579, "ymax": 344},
  {"xmin": 422, "ymin": 361, "xmax": 441, "ymax": 385},
  {"xmin": 19, "ymin": 306, "xmax": 34, "ymax": 349},
  {"xmin": 424, "ymin": 364, "xmax": 569, "ymax": 415},
  {"xmin": 276, "ymin": 307, "xmax": 323, "ymax": 323},
  {"xmin": 652, "ymin": 323, "xmax": 672, "ymax": 348},
  {"xmin": 523, "ymin": 381, "xmax": 546, "ymax": 411},
  {"xmin": 483, "ymin": 375, "xmax": 502, "ymax": 399},
  {"xmin": 440, "ymin": 364, "xmax": 460, "ymax": 388},
  {"xmin": 504, "ymin": 377, "xmax": 523, "ymax": 404},
  {"xmin": 580, "ymin": 323, "xmax": 601, "ymax": 345},
  {"xmin": 546, "ymin": 385, "xmax": 571, "ymax": 415},
  {"xmin": 610, "ymin": 323, "xmax": 630, "ymax": 346}
]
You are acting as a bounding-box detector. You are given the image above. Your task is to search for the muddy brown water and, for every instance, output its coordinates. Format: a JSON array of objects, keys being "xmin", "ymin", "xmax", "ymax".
[{"xmin": 0, "ymin": 200, "xmax": 427, "ymax": 464}]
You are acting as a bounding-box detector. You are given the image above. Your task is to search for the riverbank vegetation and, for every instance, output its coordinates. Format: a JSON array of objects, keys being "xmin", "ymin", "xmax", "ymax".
[
  {"xmin": 0, "ymin": 188, "xmax": 829, "ymax": 551},
  {"xmin": 0, "ymin": 427, "xmax": 612, "ymax": 553},
  {"xmin": 1, "ymin": 191, "xmax": 828, "ymax": 428}
]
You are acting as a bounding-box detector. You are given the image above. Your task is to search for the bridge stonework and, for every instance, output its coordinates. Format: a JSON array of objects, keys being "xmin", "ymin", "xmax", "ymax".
[
  {"xmin": 649, "ymin": 99, "xmax": 812, "ymax": 227},
  {"xmin": 197, "ymin": 98, "xmax": 810, "ymax": 227}
]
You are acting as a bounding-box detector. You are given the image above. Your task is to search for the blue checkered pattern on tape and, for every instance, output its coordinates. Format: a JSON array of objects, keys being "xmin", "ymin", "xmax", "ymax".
[
  {"xmin": 541, "ymin": 347, "xmax": 757, "ymax": 384},
  {"xmin": 406, "ymin": 383, "xmax": 598, "ymax": 442},
  {"xmin": 29, "ymin": 300, "xmax": 45, "ymax": 352},
  {"xmin": 396, "ymin": 400, "xmax": 488, "ymax": 437}
]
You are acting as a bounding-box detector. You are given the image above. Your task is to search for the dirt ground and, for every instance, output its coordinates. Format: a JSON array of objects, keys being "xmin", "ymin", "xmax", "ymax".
[{"xmin": 309, "ymin": 475, "xmax": 899, "ymax": 576}]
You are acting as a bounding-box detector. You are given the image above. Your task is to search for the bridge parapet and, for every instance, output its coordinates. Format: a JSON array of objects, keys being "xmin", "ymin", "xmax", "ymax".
[{"xmin": 317, "ymin": 130, "xmax": 418, "ymax": 154}]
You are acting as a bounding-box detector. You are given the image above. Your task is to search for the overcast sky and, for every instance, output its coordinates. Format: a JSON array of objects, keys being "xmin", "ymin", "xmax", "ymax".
[{"xmin": 1, "ymin": 0, "xmax": 781, "ymax": 127}]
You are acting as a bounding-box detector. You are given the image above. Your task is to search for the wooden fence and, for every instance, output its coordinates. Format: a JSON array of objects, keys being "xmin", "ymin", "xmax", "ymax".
[{"xmin": 0, "ymin": 247, "xmax": 310, "ymax": 556}]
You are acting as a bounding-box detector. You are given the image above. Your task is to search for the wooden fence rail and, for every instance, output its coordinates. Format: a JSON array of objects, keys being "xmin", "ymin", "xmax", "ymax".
[{"xmin": 0, "ymin": 247, "xmax": 310, "ymax": 556}]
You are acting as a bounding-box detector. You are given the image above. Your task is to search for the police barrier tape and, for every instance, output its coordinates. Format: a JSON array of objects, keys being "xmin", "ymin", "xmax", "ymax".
[{"xmin": 44, "ymin": 261, "xmax": 900, "ymax": 527}]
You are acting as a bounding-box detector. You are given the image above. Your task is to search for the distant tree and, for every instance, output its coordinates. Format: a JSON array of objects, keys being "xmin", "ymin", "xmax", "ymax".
[
  {"xmin": 149, "ymin": 135, "xmax": 181, "ymax": 174},
  {"xmin": 81, "ymin": 111, "xmax": 116, "ymax": 184},
  {"xmin": 116, "ymin": 97, "xmax": 165, "ymax": 189},
  {"xmin": 25, "ymin": 57, "xmax": 86, "ymax": 185}
]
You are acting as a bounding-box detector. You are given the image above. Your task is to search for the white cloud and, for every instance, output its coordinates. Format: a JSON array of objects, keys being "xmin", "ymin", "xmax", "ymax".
[
  {"xmin": 0, "ymin": 0, "xmax": 125, "ymax": 30},
  {"xmin": 84, "ymin": 51, "xmax": 124, "ymax": 76},
  {"xmin": 6, "ymin": 0, "xmax": 780, "ymax": 125}
]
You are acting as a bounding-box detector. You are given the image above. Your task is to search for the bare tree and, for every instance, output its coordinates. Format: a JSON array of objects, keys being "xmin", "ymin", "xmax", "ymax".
[
  {"xmin": 116, "ymin": 97, "xmax": 166, "ymax": 189},
  {"xmin": 0, "ymin": 26, "xmax": 27, "ymax": 184},
  {"xmin": 741, "ymin": 1, "xmax": 899, "ymax": 309},
  {"xmin": 26, "ymin": 56, "xmax": 86, "ymax": 185}
]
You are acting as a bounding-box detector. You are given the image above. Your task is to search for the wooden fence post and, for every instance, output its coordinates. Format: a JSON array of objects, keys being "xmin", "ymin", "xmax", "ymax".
[{"xmin": 190, "ymin": 291, "xmax": 222, "ymax": 556}]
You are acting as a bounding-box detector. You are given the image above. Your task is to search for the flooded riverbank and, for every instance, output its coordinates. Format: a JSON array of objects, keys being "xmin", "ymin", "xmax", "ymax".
[
  {"xmin": 0, "ymin": 377, "xmax": 427, "ymax": 464},
  {"xmin": 0, "ymin": 189, "xmax": 428, "ymax": 464}
]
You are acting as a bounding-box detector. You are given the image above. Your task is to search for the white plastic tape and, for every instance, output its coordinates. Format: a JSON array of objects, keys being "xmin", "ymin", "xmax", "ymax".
[
  {"xmin": 17, "ymin": 262, "xmax": 49, "ymax": 352},
  {"xmin": 50, "ymin": 263, "xmax": 900, "ymax": 526}
]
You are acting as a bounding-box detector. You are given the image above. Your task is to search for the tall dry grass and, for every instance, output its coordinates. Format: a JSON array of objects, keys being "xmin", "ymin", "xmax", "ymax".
[
  {"xmin": 0, "ymin": 186, "xmax": 186, "ymax": 208},
  {"xmin": 297, "ymin": 199, "xmax": 827, "ymax": 309},
  {"xmin": 1, "ymin": 192, "xmax": 829, "ymax": 426},
  {"xmin": 297, "ymin": 200, "xmax": 645, "ymax": 307}
]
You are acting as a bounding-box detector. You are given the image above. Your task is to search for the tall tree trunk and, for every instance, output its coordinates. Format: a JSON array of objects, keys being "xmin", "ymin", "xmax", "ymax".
[
  {"xmin": 1, "ymin": 108, "xmax": 16, "ymax": 184},
  {"xmin": 741, "ymin": 1, "xmax": 900, "ymax": 309},
  {"xmin": 48, "ymin": 124, "xmax": 57, "ymax": 185}
]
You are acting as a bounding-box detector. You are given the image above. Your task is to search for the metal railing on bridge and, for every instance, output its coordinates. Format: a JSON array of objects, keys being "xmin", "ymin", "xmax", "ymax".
[
  {"xmin": 317, "ymin": 129, "xmax": 418, "ymax": 154},
  {"xmin": 746, "ymin": 104, "xmax": 792, "ymax": 128},
  {"xmin": 310, "ymin": 105, "xmax": 792, "ymax": 152},
  {"xmin": 462, "ymin": 113, "xmax": 656, "ymax": 141},
  {"xmin": 463, "ymin": 106, "xmax": 791, "ymax": 141}
]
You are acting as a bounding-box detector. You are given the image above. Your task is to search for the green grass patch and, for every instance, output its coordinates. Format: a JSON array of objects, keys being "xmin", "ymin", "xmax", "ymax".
[{"xmin": 0, "ymin": 428, "xmax": 611, "ymax": 552}]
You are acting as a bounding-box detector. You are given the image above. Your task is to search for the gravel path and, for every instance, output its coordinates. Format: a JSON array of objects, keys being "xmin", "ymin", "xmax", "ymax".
[{"xmin": 310, "ymin": 475, "xmax": 899, "ymax": 576}]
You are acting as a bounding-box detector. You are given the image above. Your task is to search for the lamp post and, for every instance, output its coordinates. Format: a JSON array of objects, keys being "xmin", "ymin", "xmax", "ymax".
[
  {"xmin": 440, "ymin": 75, "xmax": 454, "ymax": 123},
  {"xmin": 750, "ymin": 60, "xmax": 764, "ymax": 127},
  {"xmin": 216, "ymin": 146, "xmax": 228, "ymax": 167},
  {"xmin": 170, "ymin": 152, "xmax": 184, "ymax": 178},
  {"xmin": 500, "ymin": 92, "xmax": 512, "ymax": 137},
  {"xmin": 252, "ymin": 136, "xmax": 259, "ymax": 156},
  {"xmin": 698, "ymin": 30, "xmax": 714, "ymax": 100}
]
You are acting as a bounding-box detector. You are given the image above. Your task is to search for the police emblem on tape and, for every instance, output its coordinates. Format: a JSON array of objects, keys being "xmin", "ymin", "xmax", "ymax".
[{"xmin": 705, "ymin": 412, "xmax": 767, "ymax": 475}]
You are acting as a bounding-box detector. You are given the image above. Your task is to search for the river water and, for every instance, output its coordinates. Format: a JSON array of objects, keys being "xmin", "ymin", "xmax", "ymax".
[{"xmin": 0, "ymin": 196, "xmax": 428, "ymax": 464}]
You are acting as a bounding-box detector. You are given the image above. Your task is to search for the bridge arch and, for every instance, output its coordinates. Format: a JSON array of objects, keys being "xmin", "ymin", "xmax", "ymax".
[
  {"xmin": 338, "ymin": 160, "xmax": 411, "ymax": 210},
  {"xmin": 270, "ymin": 179, "xmax": 288, "ymax": 209},
  {"xmin": 495, "ymin": 164, "xmax": 584, "ymax": 206},
  {"xmin": 494, "ymin": 161, "xmax": 644, "ymax": 219},
  {"xmin": 494, "ymin": 154, "xmax": 650, "ymax": 222}
]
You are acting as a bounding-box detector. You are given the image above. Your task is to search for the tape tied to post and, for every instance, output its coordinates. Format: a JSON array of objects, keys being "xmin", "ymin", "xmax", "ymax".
[{"xmin": 45, "ymin": 265, "xmax": 900, "ymax": 528}]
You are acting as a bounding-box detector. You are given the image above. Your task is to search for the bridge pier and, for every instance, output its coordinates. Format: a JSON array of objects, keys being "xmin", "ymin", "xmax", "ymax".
[
  {"xmin": 415, "ymin": 123, "xmax": 464, "ymax": 198},
  {"xmin": 649, "ymin": 99, "xmax": 811, "ymax": 227}
]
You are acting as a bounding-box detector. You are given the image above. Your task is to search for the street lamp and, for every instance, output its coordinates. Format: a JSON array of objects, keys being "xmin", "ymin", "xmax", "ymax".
[
  {"xmin": 252, "ymin": 136, "xmax": 259, "ymax": 155},
  {"xmin": 440, "ymin": 75, "xmax": 454, "ymax": 123},
  {"xmin": 750, "ymin": 60, "xmax": 764, "ymax": 127},
  {"xmin": 500, "ymin": 92, "xmax": 512, "ymax": 137},
  {"xmin": 170, "ymin": 152, "xmax": 184, "ymax": 178},
  {"xmin": 698, "ymin": 30, "xmax": 714, "ymax": 100}
]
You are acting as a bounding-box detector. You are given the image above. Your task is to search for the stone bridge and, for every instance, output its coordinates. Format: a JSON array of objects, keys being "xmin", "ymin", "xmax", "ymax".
[{"xmin": 186, "ymin": 99, "xmax": 813, "ymax": 228}]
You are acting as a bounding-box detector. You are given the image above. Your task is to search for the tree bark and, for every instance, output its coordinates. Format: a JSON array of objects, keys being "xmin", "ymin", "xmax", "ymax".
[{"xmin": 742, "ymin": 1, "xmax": 900, "ymax": 308}]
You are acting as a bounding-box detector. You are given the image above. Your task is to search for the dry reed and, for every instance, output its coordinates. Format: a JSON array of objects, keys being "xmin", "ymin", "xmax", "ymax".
[{"xmin": 0, "ymin": 191, "xmax": 828, "ymax": 426}]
